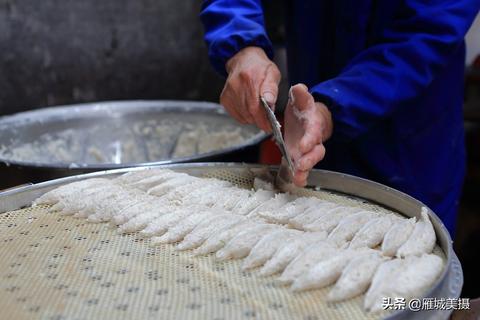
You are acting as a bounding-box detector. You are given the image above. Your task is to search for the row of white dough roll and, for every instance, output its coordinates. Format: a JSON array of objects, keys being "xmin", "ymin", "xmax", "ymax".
[{"xmin": 33, "ymin": 168, "xmax": 443, "ymax": 313}]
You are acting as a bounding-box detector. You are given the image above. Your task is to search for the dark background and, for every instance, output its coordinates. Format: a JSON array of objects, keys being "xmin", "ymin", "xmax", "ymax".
[
  {"xmin": 0, "ymin": 0, "xmax": 479, "ymax": 301},
  {"xmin": 0, "ymin": 0, "xmax": 224, "ymax": 115}
]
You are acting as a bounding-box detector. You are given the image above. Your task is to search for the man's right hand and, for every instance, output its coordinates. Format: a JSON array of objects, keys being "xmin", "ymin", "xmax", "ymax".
[{"xmin": 221, "ymin": 46, "xmax": 281, "ymax": 132}]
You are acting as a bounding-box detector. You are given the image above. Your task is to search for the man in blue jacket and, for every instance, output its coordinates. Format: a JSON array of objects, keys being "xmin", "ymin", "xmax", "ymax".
[{"xmin": 200, "ymin": 0, "xmax": 480, "ymax": 235}]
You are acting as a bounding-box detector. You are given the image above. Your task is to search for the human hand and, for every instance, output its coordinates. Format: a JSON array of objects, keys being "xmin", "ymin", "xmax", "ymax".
[
  {"xmin": 221, "ymin": 46, "xmax": 281, "ymax": 132},
  {"xmin": 284, "ymin": 84, "xmax": 333, "ymax": 186}
]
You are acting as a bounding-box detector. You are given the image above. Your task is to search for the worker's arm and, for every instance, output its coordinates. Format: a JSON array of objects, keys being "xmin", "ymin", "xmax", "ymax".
[
  {"xmin": 200, "ymin": 0, "xmax": 280, "ymax": 132},
  {"xmin": 200, "ymin": 0, "xmax": 273, "ymax": 77},
  {"xmin": 201, "ymin": 0, "xmax": 331, "ymax": 186},
  {"xmin": 310, "ymin": 0, "xmax": 480, "ymax": 140}
]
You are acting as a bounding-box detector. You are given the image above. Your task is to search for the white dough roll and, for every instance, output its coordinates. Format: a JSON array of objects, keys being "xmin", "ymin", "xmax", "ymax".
[
  {"xmin": 277, "ymin": 240, "xmax": 336, "ymax": 285},
  {"xmin": 33, "ymin": 178, "xmax": 111, "ymax": 206},
  {"xmin": 291, "ymin": 248, "xmax": 371, "ymax": 292},
  {"xmin": 242, "ymin": 229, "xmax": 303, "ymax": 270},
  {"xmin": 349, "ymin": 215, "xmax": 395, "ymax": 249},
  {"xmin": 193, "ymin": 220, "xmax": 258, "ymax": 256},
  {"xmin": 215, "ymin": 224, "xmax": 281, "ymax": 261},
  {"xmin": 288, "ymin": 202, "xmax": 338, "ymax": 230},
  {"xmin": 232, "ymin": 189, "xmax": 275, "ymax": 216},
  {"xmin": 303, "ymin": 206, "xmax": 362, "ymax": 233},
  {"xmin": 327, "ymin": 211, "xmax": 377, "ymax": 248},
  {"xmin": 177, "ymin": 214, "xmax": 246, "ymax": 251},
  {"xmin": 328, "ymin": 252, "xmax": 386, "ymax": 302},
  {"xmin": 259, "ymin": 231, "xmax": 327, "ymax": 276},
  {"xmin": 396, "ymin": 208, "xmax": 436, "ymax": 258}
]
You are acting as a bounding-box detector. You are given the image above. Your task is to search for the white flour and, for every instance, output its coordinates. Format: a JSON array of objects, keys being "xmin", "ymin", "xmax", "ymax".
[{"xmin": 0, "ymin": 119, "xmax": 256, "ymax": 165}]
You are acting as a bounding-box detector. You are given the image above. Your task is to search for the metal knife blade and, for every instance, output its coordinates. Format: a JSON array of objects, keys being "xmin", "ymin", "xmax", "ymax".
[{"xmin": 260, "ymin": 96, "xmax": 295, "ymax": 175}]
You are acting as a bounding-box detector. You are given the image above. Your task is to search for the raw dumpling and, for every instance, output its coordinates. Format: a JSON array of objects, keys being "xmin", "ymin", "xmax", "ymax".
[
  {"xmin": 232, "ymin": 189, "xmax": 275, "ymax": 215},
  {"xmin": 129, "ymin": 173, "xmax": 189, "ymax": 191},
  {"xmin": 259, "ymin": 231, "xmax": 327, "ymax": 276},
  {"xmin": 396, "ymin": 208, "xmax": 436, "ymax": 257},
  {"xmin": 117, "ymin": 201, "xmax": 177, "ymax": 233},
  {"xmin": 327, "ymin": 211, "xmax": 377, "ymax": 248},
  {"xmin": 366, "ymin": 254, "xmax": 443, "ymax": 312},
  {"xmin": 43, "ymin": 178, "xmax": 114, "ymax": 212},
  {"xmin": 291, "ymin": 248, "xmax": 370, "ymax": 292},
  {"xmin": 349, "ymin": 216, "xmax": 394, "ymax": 249},
  {"xmin": 54, "ymin": 182, "xmax": 121, "ymax": 215},
  {"xmin": 157, "ymin": 180, "xmax": 217, "ymax": 205},
  {"xmin": 115, "ymin": 169, "xmax": 176, "ymax": 185},
  {"xmin": 253, "ymin": 177, "xmax": 275, "ymax": 191},
  {"xmin": 380, "ymin": 255, "xmax": 443, "ymax": 307},
  {"xmin": 146, "ymin": 174, "xmax": 200, "ymax": 196},
  {"xmin": 277, "ymin": 240, "xmax": 336, "ymax": 285},
  {"xmin": 151, "ymin": 209, "xmax": 223, "ymax": 244},
  {"xmin": 177, "ymin": 214, "xmax": 247, "ymax": 251},
  {"xmin": 258, "ymin": 197, "xmax": 324, "ymax": 224},
  {"xmin": 85, "ymin": 189, "xmax": 147, "ymax": 222},
  {"xmin": 288, "ymin": 202, "xmax": 338, "ymax": 229},
  {"xmin": 33, "ymin": 178, "xmax": 110, "ymax": 206},
  {"xmin": 179, "ymin": 182, "xmax": 235, "ymax": 207},
  {"xmin": 216, "ymin": 224, "xmax": 281, "ymax": 261},
  {"xmin": 211, "ymin": 188, "xmax": 253, "ymax": 211},
  {"xmin": 381, "ymin": 217, "xmax": 416, "ymax": 256},
  {"xmin": 328, "ymin": 252, "xmax": 386, "ymax": 302},
  {"xmin": 139, "ymin": 206, "xmax": 204, "ymax": 237},
  {"xmin": 303, "ymin": 206, "xmax": 361, "ymax": 233},
  {"xmin": 242, "ymin": 229, "xmax": 303, "ymax": 270},
  {"xmin": 193, "ymin": 220, "xmax": 259, "ymax": 256},
  {"xmin": 248, "ymin": 193, "xmax": 293, "ymax": 218},
  {"xmin": 87, "ymin": 191, "xmax": 153, "ymax": 223},
  {"xmin": 111, "ymin": 198, "xmax": 162, "ymax": 226},
  {"xmin": 73, "ymin": 184, "xmax": 145, "ymax": 219},
  {"xmin": 364, "ymin": 258, "xmax": 406, "ymax": 312}
]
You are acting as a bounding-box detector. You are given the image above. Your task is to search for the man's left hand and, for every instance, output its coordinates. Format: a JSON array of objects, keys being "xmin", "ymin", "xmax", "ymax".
[{"xmin": 284, "ymin": 84, "xmax": 333, "ymax": 186}]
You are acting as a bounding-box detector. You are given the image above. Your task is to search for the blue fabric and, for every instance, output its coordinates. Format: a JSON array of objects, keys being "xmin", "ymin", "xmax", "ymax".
[
  {"xmin": 200, "ymin": 0, "xmax": 480, "ymax": 235},
  {"xmin": 200, "ymin": 0, "xmax": 274, "ymax": 76}
]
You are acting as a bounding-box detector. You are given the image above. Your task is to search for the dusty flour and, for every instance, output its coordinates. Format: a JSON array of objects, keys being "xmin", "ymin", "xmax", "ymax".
[
  {"xmin": 172, "ymin": 124, "xmax": 246, "ymax": 158},
  {"xmin": 0, "ymin": 119, "xmax": 256, "ymax": 165}
]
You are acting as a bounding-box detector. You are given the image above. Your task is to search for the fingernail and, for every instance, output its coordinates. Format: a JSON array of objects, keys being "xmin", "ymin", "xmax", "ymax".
[
  {"xmin": 299, "ymin": 83, "xmax": 309, "ymax": 91},
  {"xmin": 263, "ymin": 92, "xmax": 275, "ymax": 105},
  {"xmin": 288, "ymin": 87, "xmax": 295, "ymax": 105}
]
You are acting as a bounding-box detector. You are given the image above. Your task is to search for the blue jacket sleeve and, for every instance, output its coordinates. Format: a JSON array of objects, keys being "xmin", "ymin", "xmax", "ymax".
[
  {"xmin": 200, "ymin": 0, "xmax": 274, "ymax": 77},
  {"xmin": 311, "ymin": 0, "xmax": 480, "ymax": 140}
]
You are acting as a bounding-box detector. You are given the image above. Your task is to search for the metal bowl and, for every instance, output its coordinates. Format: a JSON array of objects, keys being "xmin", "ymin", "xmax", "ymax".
[{"xmin": 0, "ymin": 101, "xmax": 268, "ymax": 189}]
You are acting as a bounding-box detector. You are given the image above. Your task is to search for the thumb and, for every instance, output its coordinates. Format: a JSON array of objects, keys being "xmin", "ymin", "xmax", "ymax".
[
  {"xmin": 260, "ymin": 65, "xmax": 281, "ymax": 109},
  {"xmin": 289, "ymin": 83, "xmax": 314, "ymax": 112}
]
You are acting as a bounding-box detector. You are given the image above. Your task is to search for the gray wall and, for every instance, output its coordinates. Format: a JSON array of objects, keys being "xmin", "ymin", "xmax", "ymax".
[{"xmin": 0, "ymin": 0, "xmax": 224, "ymax": 115}]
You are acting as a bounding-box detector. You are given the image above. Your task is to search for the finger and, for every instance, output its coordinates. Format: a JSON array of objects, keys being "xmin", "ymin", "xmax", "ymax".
[
  {"xmin": 296, "ymin": 144, "xmax": 326, "ymax": 171},
  {"xmin": 220, "ymin": 78, "xmax": 250, "ymax": 124},
  {"xmin": 258, "ymin": 67, "xmax": 280, "ymax": 132},
  {"xmin": 255, "ymin": 99, "xmax": 273, "ymax": 133},
  {"xmin": 240, "ymin": 92, "xmax": 257, "ymax": 125},
  {"xmin": 245, "ymin": 79, "xmax": 270, "ymax": 132},
  {"xmin": 232, "ymin": 73, "xmax": 255, "ymax": 125},
  {"xmin": 220, "ymin": 89, "xmax": 248, "ymax": 124},
  {"xmin": 289, "ymin": 83, "xmax": 314, "ymax": 112},
  {"xmin": 299, "ymin": 120, "xmax": 323, "ymax": 153},
  {"xmin": 260, "ymin": 64, "xmax": 281, "ymax": 108},
  {"xmin": 247, "ymin": 98, "xmax": 270, "ymax": 132},
  {"xmin": 292, "ymin": 170, "xmax": 309, "ymax": 187}
]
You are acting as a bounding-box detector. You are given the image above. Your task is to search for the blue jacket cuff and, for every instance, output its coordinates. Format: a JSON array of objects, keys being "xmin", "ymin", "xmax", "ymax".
[{"xmin": 208, "ymin": 35, "xmax": 274, "ymax": 77}]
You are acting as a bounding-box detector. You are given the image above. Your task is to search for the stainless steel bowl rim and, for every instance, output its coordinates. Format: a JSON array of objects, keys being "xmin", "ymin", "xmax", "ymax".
[{"xmin": 0, "ymin": 100, "xmax": 270, "ymax": 168}]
